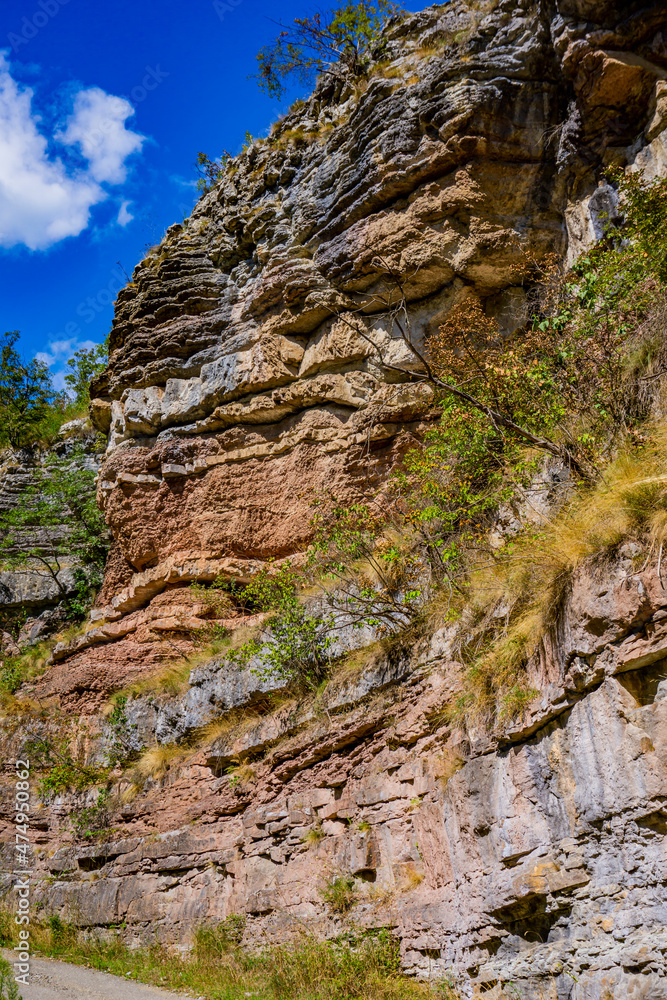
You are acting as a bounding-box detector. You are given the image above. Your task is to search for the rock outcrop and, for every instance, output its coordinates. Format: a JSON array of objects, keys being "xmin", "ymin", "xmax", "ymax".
[
  {"xmin": 6, "ymin": 548, "xmax": 667, "ymax": 1000},
  {"xmin": 90, "ymin": 0, "xmax": 667, "ymax": 618},
  {"xmin": 2, "ymin": 2, "xmax": 667, "ymax": 998}
]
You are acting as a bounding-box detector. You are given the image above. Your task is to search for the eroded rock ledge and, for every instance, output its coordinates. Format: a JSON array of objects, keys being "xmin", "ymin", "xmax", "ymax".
[
  {"xmin": 1, "ymin": 3, "xmax": 667, "ymax": 999},
  {"xmin": 2, "ymin": 549, "xmax": 667, "ymax": 1000},
  {"xmin": 86, "ymin": 0, "xmax": 667, "ymax": 619}
]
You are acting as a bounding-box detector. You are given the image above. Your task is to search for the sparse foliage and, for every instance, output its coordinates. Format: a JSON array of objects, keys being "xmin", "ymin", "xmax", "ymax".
[
  {"xmin": 0, "ymin": 331, "xmax": 57, "ymax": 450},
  {"xmin": 194, "ymin": 915, "xmax": 246, "ymax": 957},
  {"xmin": 319, "ymin": 873, "xmax": 359, "ymax": 913},
  {"xmin": 308, "ymin": 500, "xmax": 425, "ymax": 630},
  {"xmin": 64, "ymin": 343, "xmax": 107, "ymax": 411},
  {"xmin": 23, "ymin": 736, "xmax": 107, "ymax": 798},
  {"xmin": 0, "ymin": 956, "xmax": 21, "ymax": 1000},
  {"xmin": 305, "ymin": 172, "xmax": 667, "ymax": 724},
  {"xmin": 0, "ymin": 446, "xmax": 109, "ymax": 614},
  {"xmin": 254, "ymin": 1, "xmax": 403, "ymax": 99},
  {"xmin": 70, "ymin": 788, "xmax": 112, "ymax": 840},
  {"xmin": 225, "ymin": 565, "xmax": 334, "ymax": 691},
  {"xmin": 195, "ymin": 151, "xmax": 231, "ymax": 195}
]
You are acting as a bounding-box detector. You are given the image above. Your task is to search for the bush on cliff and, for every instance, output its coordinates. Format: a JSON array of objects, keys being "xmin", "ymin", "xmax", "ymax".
[
  {"xmin": 302, "ymin": 171, "xmax": 667, "ymax": 723},
  {"xmin": 411, "ymin": 170, "xmax": 667, "ymax": 721},
  {"xmin": 254, "ymin": 0, "xmax": 403, "ymax": 99},
  {"xmin": 223, "ymin": 565, "xmax": 335, "ymax": 691}
]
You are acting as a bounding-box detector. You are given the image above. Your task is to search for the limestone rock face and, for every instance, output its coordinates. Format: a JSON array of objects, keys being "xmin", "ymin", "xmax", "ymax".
[
  {"xmin": 6, "ymin": 550, "xmax": 667, "ymax": 1000},
  {"xmin": 89, "ymin": 0, "xmax": 667, "ymax": 617},
  {"xmin": 3, "ymin": 3, "xmax": 667, "ymax": 998}
]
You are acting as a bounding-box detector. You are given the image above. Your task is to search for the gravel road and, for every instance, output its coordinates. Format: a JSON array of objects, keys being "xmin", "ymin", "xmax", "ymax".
[{"xmin": 2, "ymin": 952, "xmax": 196, "ymax": 1000}]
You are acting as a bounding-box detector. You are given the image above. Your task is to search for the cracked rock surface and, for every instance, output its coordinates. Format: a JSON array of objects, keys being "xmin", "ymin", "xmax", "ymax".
[{"xmin": 1, "ymin": 3, "xmax": 667, "ymax": 999}]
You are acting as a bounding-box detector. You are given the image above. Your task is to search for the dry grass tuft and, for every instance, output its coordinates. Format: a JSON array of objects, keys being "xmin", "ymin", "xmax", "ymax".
[
  {"xmin": 399, "ymin": 864, "xmax": 425, "ymax": 890},
  {"xmin": 434, "ymin": 749, "xmax": 466, "ymax": 791},
  {"xmin": 117, "ymin": 661, "xmax": 193, "ymax": 701},
  {"xmin": 133, "ymin": 743, "xmax": 191, "ymax": 780},
  {"xmin": 459, "ymin": 424, "xmax": 667, "ymax": 722}
]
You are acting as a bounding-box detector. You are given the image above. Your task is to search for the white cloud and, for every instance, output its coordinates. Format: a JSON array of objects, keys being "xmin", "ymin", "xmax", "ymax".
[
  {"xmin": 36, "ymin": 336, "xmax": 97, "ymax": 366},
  {"xmin": 58, "ymin": 88, "xmax": 144, "ymax": 184},
  {"xmin": 36, "ymin": 337, "xmax": 99, "ymax": 393},
  {"xmin": 117, "ymin": 200, "xmax": 133, "ymax": 226},
  {"xmin": 0, "ymin": 54, "xmax": 144, "ymax": 251}
]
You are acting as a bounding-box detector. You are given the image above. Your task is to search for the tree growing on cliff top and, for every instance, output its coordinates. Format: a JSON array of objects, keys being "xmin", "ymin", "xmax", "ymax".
[{"xmin": 254, "ymin": 0, "xmax": 403, "ymax": 99}]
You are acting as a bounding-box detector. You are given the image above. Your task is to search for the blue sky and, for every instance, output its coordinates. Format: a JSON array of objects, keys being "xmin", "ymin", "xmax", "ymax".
[{"xmin": 1, "ymin": 0, "xmax": 409, "ymax": 388}]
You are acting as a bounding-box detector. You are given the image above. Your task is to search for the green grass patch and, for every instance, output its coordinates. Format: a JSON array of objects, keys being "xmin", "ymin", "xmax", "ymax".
[{"xmin": 0, "ymin": 913, "xmax": 450, "ymax": 1000}]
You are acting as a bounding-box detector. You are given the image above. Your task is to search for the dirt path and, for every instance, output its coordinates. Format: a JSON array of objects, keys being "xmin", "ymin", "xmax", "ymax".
[{"xmin": 2, "ymin": 952, "xmax": 197, "ymax": 1000}]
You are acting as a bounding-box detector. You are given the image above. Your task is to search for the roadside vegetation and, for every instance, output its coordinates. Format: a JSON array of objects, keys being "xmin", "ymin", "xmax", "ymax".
[{"xmin": 0, "ymin": 914, "xmax": 450, "ymax": 1000}]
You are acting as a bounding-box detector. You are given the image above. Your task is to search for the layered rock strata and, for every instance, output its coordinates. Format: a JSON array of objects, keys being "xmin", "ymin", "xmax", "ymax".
[
  {"xmin": 1, "ymin": 2, "xmax": 667, "ymax": 999},
  {"xmin": 2, "ymin": 549, "xmax": 667, "ymax": 1000},
  {"xmin": 89, "ymin": 0, "xmax": 667, "ymax": 623}
]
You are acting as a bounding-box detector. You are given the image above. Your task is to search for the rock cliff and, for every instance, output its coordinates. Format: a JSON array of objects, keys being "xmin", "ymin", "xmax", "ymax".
[{"xmin": 2, "ymin": 1, "xmax": 667, "ymax": 998}]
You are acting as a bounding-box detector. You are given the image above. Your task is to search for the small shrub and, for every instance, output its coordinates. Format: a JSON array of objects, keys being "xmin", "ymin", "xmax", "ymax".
[
  {"xmin": 303, "ymin": 823, "xmax": 326, "ymax": 847},
  {"xmin": 225, "ymin": 564, "xmax": 334, "ymax": 692},
  {"xmin": 319, "ymin": 874, "xmax": 359, "ymax": 914},
  {"xmin": 195, "ymin": 151, "xmax": 231, "ymax": 195},
  {"xmin": 24, "ymin": 736, "xmax": 107, "ymax": 797},
  {"xmin": 48, "ymin": 914, "xmax": 76, "ymax": 948},
  {"xmin": 71, "ymin": 788, "xmax": 112, "ymax": 840},
  {"xmin": 0, "ymin": 956, "xmax": 21, "ymax": 999}
]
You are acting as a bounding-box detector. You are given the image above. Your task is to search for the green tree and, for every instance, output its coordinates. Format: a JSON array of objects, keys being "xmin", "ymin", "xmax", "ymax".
[
  {"xmin": 195, "ymin": 151, "xmax": 231, "ymax": 196},
  {"xmin": 254, "ymin": 0, "xmax": 402, "ymax": 99},
  {"xmin": 64, "ymin": 343, "xmax": 107, "ymax": 411},
  {"xmin": 0, "ymin": 446, "xmax": 109, "ymax": 612},
  {"xmin": 0, "ymin": 331, "xmax": 57, "ymax": 449}
]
